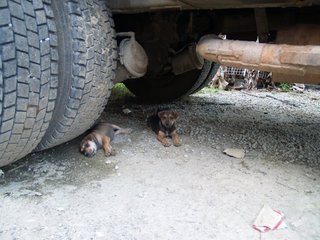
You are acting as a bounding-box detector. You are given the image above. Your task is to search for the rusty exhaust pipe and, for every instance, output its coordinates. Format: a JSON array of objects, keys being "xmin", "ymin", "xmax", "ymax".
[{"xmin": 196, "ymin": 35, "xmax": 320, "ymax": 84}]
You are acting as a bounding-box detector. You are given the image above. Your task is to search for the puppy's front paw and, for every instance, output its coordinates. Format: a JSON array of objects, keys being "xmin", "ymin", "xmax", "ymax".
[
  {"xmin": 157, "ymin": 131, "xmax": 171, "ymax": 147},
  {"xmin": 105, "ymin": 151, "xmax": 111, "ymax": 157},
  {"xmin": 110, "ymin": 149, "xmax": 116, "ymax": 156},
  {"xmin": 172, "ymin": 133, "xmax": 181, "ymax": 147},
  {"xmin": 105, "ymin": 148, "xmax": 116, "ymax": 157}
]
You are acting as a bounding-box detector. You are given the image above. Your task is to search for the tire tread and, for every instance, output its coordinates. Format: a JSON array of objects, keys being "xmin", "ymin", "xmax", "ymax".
[
  {"xmin": 36, "ymin": 0, "xmax": 117, "ymax": 150},
  {"xmin": 0, "ymin": 0, "xmax": 58, "ymax": 167}
]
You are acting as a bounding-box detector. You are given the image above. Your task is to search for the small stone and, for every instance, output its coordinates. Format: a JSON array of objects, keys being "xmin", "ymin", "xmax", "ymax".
[
  {"xmin": 33, "ymin": 191, "xmax": 43, "ymax": 196},
  {"xmin": 122, "ymin": 108, "xmax": 132, "ymax": 114},
  {"xmin": 114, "ymin": 165, "xmax": 119, "ymax": 170},
  {"xmin": 223, "ymin": 148, "xmax": 245, "ymax": 159},
  {"xmin": 251, "ymin": 142, "xmax": 258, "ymax": 149}
]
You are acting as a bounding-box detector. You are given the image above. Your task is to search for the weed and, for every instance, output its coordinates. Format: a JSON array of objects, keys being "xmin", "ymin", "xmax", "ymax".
[
  {"xmin": 199, "ymin": 87, "xmax": 222, "ymax": 94},
  {"xmin": 277, "ymin": 83, "xmax": 292, "ymax": 92},
  {"xmin": 110, "ymin": 83, "xmax": 134, "ymax": 99}
]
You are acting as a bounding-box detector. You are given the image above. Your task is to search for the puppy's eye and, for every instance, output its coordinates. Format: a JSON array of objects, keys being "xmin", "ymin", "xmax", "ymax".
[{"xmin": 85, "ymin": 143, "xmax": 90, "ymax": 148}]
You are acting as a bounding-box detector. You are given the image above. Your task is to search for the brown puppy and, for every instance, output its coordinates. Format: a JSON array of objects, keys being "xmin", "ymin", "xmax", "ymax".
[
  {"xmin": 147, "ymin": 109, "xmax": 181, "ymax": 147},
  {"xmin": 80, "ymin": 123, "xmax": 132, "ymax": 157}
]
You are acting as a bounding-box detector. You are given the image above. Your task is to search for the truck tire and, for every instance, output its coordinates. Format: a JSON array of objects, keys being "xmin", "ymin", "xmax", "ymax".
[
  {"xmin": 0, "ymin": 0, "xmax": 58, "ymax": 167},
  {"xmin": 36, "ymin": 0, "xmax": 117, "ymax": 150},
  {"xmin": 124, "ymin": 61, "xmax": 218, "ymax": 101},
  {"xmin": 186, "ymin": 61, "xmax": 220, "ymax": 95}
]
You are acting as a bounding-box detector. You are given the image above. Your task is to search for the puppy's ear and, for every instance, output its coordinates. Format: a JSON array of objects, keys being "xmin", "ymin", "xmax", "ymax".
[
  {"xmin": 158, "ymin": 111, "xmax": 165, "ymax": 118},
  {"xmin": 172, "ymin": 111, "xmax": 179, "ymax": 119}
]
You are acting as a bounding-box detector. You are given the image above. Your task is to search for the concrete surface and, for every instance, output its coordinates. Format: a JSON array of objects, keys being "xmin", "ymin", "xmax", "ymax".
[{"xmin": 0, "ymin": 88, "xmax": 319, "ymax": 240}]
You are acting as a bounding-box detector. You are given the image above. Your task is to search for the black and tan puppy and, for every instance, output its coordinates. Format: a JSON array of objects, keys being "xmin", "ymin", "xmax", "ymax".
[
  {"xmin": 147, "ymin": 109, "xmax": 181, "ymax": 147},
  {"xmin": 80, "ymin": 123, "xmax": 132, "ymax": 157}
]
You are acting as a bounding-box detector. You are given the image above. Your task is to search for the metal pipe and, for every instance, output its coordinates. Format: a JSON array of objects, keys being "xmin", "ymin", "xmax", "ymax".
[
  {"xmin": 196, "ymin": 35, "xmax": 320, "ymax": 83},
  {"xmin": 171, "ymin": 44, "xmax": 204, "ymax": 75}
]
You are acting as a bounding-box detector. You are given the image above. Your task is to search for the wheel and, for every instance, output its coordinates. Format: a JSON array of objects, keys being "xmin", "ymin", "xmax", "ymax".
[
  {"xmin": 124, "ymin": 61, "xmax": 219, "ymax": 102},
  {"xmin": 36, "ymin": 0, "xmax": 117, "ymax": 150},
  {"xmin": 0, "ymin": 0, "xmax": 58, "ymax": 167}
]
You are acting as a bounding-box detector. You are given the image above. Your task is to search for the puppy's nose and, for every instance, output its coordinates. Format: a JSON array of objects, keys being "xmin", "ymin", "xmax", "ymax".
[{"xmin": 84, "ymin": 152, "xmax": 92, "ymax": 157}]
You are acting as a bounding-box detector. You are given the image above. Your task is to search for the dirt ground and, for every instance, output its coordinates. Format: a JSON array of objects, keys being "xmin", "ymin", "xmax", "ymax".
[{"xmin": 1, "ymin": 87, "xmax": 320, "ymax": 240}]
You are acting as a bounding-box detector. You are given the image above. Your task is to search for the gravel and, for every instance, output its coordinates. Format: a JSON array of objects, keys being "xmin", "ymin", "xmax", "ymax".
[{"xmin": 106, "ymin": 87, "xmax": 320, "ymax": 167}]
